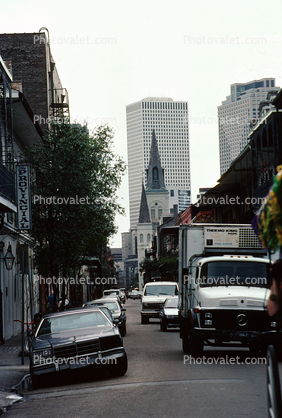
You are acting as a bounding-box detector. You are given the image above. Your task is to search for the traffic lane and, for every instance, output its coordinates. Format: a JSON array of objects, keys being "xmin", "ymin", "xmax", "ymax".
[
  {"xmin": 25, "ymin": 300, "xmax": 270, "ymax": 393},
  {"xmin": 6, "ymin": 299, "xmax": 272, "ymax": 416},
  {"xmin": 123, "ymin": 300, "xmax": 269, "ymax": 385},
  {"xmin": 6, "ymin": 376, "xmax": 265, "ymax": 418}
]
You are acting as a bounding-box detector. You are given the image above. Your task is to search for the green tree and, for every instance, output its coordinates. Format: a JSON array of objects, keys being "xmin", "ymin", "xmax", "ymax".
[
  {"xmin": 158, "ymin": 252, "xmax": 178, "ymax": 281},
  {"xmin": 139, "ymin": 257, "xmax": 159, "ymax": 284},
  {"xmin": 22, "ymin": 123, "xmax": 126, "ymax": 307}
]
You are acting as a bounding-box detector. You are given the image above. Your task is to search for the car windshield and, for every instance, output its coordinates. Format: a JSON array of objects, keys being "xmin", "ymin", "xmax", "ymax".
[
  {"xmin": 144, "ymin": 285, "xmax": 178, "ymax": 296},
  {"xmin": 104, "ymin": 290, "xmax": 118, "ymax": 296},
  {"xmin": 37, "ymin": 311, "xmax": 111, "ymax": 336},
  {"xmin": 96, "ymin": 307, "xmax": 113, "ymax": 322},
  {"xmin": 165, "ymin": 298, "xmax": 178, "ymax": 308},
  {"xmin": 199, "ymin": 261, "xmax": 270, "ymax": 287},
  {"xmin": 98, "ymin": 301, "xmax": 119, "ymax": 312}
]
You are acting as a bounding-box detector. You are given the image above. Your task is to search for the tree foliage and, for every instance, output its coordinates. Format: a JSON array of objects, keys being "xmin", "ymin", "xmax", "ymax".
[
  {"xmin": 139, "ymin": 257, "xmax": 159, "ymax": 284},
  {"xmin": 139, "ymin": 252, "xmax": 178, "ymax": 283},
  {"xmin": 158, "ymin": 253, "xmax": 178, "ymax": 281},
  {"xmin": 22, "ymin": 123, "xmax": 126, "ymax": 279}
]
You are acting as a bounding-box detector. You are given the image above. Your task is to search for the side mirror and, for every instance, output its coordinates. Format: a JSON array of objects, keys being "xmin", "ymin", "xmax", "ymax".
[
  {"xmin": 113, "ymin": 318, "xmax": 119, "ymax": 325},
  {"xmin": 190, "ymin": 277, "xmax": 195, "ymax": 290},
  {"xmin": 122, "ymin": 308, "xmax": 126, "ymax": 312}
]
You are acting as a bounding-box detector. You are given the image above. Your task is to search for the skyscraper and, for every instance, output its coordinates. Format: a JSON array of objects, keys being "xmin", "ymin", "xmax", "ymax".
[
  {"xmin": 126, "ymin": 97, "xmax": 191, "ymax": 231},
  {"xmin": 218, "ymin": 78, "xmax": 279, "ymax": 175}
]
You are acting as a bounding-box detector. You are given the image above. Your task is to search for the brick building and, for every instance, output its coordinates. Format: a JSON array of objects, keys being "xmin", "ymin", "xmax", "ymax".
[{"xmin": 0, "ymin": 31, "xmax": 69, "ymax": 128}]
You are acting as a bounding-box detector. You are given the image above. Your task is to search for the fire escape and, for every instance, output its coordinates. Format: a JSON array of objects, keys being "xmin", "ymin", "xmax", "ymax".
[
  {"xmin": 49, "ymin": 87, "xmax": 70, "ymax": 123},
  {"xmin": 40, "ymin": 27, "xmax": 70, "ymax": 124},
  {"xmin": 0, "ymin": 62, "xmax": 15, "ymax": 208}
]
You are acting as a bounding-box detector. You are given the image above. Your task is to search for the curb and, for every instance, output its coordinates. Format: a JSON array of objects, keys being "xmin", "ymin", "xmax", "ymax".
[{"xmin": 0, "ymin": 374, "xmax": 31, "ymax": 415}]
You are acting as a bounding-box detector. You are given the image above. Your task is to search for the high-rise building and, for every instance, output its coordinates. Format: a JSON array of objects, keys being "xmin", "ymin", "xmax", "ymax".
[
  {"xmin": 126, "ymin": 97, "xmax": 191, "ymax": 231},
  {"xmin": 218, "ymin": 78, "xmax": 279, "ymax": 175}
]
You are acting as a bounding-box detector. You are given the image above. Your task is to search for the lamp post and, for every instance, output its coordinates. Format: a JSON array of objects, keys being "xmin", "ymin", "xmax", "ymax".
[
  {"xmin": 1, "ymin": 243, "xmax": 15, "ymax": 345},
  {"xmin": 3, "ymin": 243, "xmax": 15, "ymax": 271}
]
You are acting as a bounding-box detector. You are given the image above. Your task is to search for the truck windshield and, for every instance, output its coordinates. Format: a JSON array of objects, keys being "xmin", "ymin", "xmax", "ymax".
[
  {"xmin": 144, "ymin": 285, "xmax": 178, "ymax": 296},
  {"xmin": 199, "ymin": 261, "xmax": 270, "ymax": 288}
]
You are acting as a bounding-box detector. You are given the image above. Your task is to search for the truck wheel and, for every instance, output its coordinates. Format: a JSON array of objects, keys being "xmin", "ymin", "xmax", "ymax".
[
  {"xmin": 190, "ymin": 336, "xmax": 203, "ymax": 358},
  {"xmin": 249, "ymin": 342, "xmax": 267, "ymax": 357},
  {"xmin": 182, "ymin": 337, "xmax": 190, "ymax": 354},
  {"xmin": 141, "ymin": 315, "xmax": 149, "ymax": 324}
]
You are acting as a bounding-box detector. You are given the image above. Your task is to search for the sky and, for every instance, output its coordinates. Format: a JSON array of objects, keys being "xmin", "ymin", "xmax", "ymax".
[{"xmin": 1, "ymin": 0, "xmax": 282, "ymax": 247}]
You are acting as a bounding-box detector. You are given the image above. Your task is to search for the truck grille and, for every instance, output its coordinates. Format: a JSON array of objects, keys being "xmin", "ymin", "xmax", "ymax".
[{"xmin": 200, "ymin": 309, "xmax": 273, "ymax": 332}]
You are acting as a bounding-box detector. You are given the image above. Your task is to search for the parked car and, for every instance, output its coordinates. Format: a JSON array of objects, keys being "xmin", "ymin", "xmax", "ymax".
[
  {"xmin": 159, "ymin": 296, "xmax": 180, "ymax": 331},
  {"xmin": 84, "ymin": 298, "xmax": 127, "ymax": 337},
  {"xmin": 103, "ymin": 289, "xmax": 126, "ymax": 304},
  {"xmin": 129, "ymin": 290, "xmax": 142, "ymax": 300},
  {"xmin": 119, "ymin": 290, "xmax": 127, "ymax": 304},
  {"xmin": 29, "ymin": 307, "xmax": 128, "ymax": 387},
  {"xmin": 85, "ymin": 304, "xmax": 117, "ymax": 326}
]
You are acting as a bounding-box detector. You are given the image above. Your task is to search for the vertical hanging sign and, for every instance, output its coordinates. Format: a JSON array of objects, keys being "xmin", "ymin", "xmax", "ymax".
[{"xmin": 16, "ymin": 164, "xmax": 32, "ymax": 230}]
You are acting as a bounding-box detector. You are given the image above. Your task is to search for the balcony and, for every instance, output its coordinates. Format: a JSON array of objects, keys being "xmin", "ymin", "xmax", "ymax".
[{"xmin": 0, "ymin": 164, "xmax": 16, "ymax": 212}]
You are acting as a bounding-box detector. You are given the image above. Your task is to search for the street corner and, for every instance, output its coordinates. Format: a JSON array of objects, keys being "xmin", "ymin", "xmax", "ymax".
[{"xmin": 0, "ymin": 391, "xmax": 23, "ymax": 414}]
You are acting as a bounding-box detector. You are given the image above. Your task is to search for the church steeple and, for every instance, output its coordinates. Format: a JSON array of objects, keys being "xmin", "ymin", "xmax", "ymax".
[
  {"xmin": 138, "ymin": 182, "xmax": 151, "ymax": 223},
  {"xmin": 146, "ymin": 130, "xmax": 165, "ymax": 190}
]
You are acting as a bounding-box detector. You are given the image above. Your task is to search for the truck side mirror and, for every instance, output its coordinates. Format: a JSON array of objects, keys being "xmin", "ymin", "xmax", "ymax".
[{"xmin": 190, "ymin": 277, "xmax": 195, "ymax": 290}]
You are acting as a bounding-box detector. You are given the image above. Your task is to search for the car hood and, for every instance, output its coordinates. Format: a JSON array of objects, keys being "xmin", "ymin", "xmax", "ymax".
[
  {"xmin": 110, "ymin": 311, "xmax": 122, "ymax": 319},
  {"xmin": 33, "ymin": 326, "xmax": 116, "ymax": 349},
  {"xmin": 142, "ymin": 295, "xmax": 172, "ymax": 304},
  {"xmin": 164, "ymin": 308, "xmax": 179, "ymax": 316},
  {"xmin": 198, "ymin": 286, "xmax": 270, "ymax": 309}
]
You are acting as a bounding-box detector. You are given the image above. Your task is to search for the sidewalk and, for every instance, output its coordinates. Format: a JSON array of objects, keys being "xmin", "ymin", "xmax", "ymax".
[{"xmin": 0, "ymin": 333, "xmax": 30, "ymax": 413}]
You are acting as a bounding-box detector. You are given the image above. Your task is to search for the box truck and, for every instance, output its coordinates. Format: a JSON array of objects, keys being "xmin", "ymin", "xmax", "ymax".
[{"xmin": 178, "ymin": 224, "xmax": 279, "ymax": 356}]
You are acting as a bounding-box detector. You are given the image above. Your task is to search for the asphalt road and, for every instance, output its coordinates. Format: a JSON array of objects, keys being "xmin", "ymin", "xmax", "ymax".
[{"xmin": 6, "ymin": 299, "xmax": 276, "ymax": 417}]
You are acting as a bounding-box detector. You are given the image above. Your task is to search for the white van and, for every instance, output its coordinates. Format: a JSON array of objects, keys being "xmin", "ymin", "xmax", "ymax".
[{"xmin": 141, "ymin": 281, "xmax": 178, "ymax": 324}]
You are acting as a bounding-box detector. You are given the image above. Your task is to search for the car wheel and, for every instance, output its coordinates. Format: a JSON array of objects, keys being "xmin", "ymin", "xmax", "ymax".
[
  {"xmin": 108, "ymin": 353, "xmax": 128, "ymax": 377},
  {"xmin": 30, "ymin": 371, "xmax": 42, "ymax": 389},
  {"xmin": 120, "ymin": 324, "xmax": 126, "ymax": 337},
  {"xmin": 141, "ymin": 315, "xmax": 149, "ymax": 324},
  {"xmin": 267, "ymin": 345, "xmax": 282, "ymax": 418},
  {"xmin": 160, "ymin": 321, "xmax": 167, "ymax": 332}
]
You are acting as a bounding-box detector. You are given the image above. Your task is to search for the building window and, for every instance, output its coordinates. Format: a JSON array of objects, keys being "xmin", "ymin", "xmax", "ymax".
[
  {"xmin": 158, "ymin": 207, "xmax": 162, "ymax": 218},
  {"xmin": 147, "ymin": 233, "xmax": 151, "ymax": 243},
  {"xmin": 170, "ymin": 189, "xmax": 174, "ymax": 197},
  {"xmin": 140, "ymin": 234, "xmax": 143, "ymax": 243},
  {"xmin": 153, "ymin": 167, "xmax": 158, "ymax": 180},
  {"xmin": 151, "ymin": 208, "xmax": 155, "ymax": 219}
]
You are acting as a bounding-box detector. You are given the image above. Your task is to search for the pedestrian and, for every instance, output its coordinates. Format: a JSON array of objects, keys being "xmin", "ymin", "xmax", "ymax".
[
  {"xmin": 47, "ymin": 290, "xmax": 55, "ymax": 313},
  {"xmin": 267, "ymin": 260, "xmax": 282, "ymax": 317}
]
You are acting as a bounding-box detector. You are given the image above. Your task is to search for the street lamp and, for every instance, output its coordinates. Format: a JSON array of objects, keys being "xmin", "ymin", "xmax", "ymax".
[{"xmin": 3, "ymin": 243, "xmax": 15, "ymax": 271}]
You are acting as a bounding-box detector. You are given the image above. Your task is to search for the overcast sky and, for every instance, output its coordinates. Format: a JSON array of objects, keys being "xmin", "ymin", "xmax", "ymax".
[{"xmin": 1, "ymin": 0, "xmax": 282, "ymax": 247}]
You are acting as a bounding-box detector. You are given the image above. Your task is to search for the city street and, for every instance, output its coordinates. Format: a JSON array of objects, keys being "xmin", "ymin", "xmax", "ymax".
[{"xmin": 6, "ymin": 299, "xmax": 274, "ymax": 417}]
